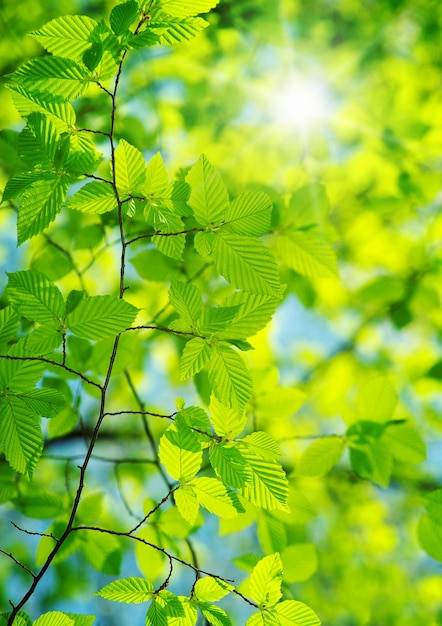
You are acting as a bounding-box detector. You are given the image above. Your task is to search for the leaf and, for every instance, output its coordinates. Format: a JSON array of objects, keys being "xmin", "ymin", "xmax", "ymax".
[
  {"xmin": 194, "ymin": 231, "xmax": 214, "ymax": 256},
  {"xmin": 7, "ymin": 85, "xmax": 76, "ymax": 132},
  {"xmin": 0, "ymin": 307, "xmax": 20, "ymax": 351},
  {"xmin": 248, "ymin": 553, "xmax": 283, "ymax": 607},
  {"xmin": 2, "ymin": 172, "xmax": 42, "ymax": 202},
  {"xmin": 0, "ymin": 396, "xmax": 43, "ymax": 477},
  {"xmin": 81, "ymin": 532, "xmax": 122, "ymax": 575},
  {"xmin": 68, "ymin": 182, "xmax": 117, "ymax": 215},
  {"xmin": 209, "ymin": 395, "xmax": 247, "ymax": 439},
  {"xmin": 210, "ymin": 443, "xmax": 252, "ymax": 488},
  {"xmin": 193, "ymin": 577, "xmax": 232, "ymax": 602},
  {"xmin": 356, "ymin": 375, "xmax": 397, "ymax": 423},
  {"xmin": 166, "ymin": 597, "xmax": 198, "ymax": 626},
  {"xmin": 180, "ymin": 337, "xmax": 211, "ymax": 379},
  {"xmin": 217, "ymin": 293, "xmax": 280, "ymax": 340},
  {"xmin": 31, "ymin": 15, "xmax": 99, "ymax": 60},
  {"xmin": 16, "ymin": 388, "xmax": 67, "ymax": 418},
  {"xmin": 145, "ymin": 600, "xmax": 168, "ymax": 626},
  {"xmin": 16, "ymin": 486, "xmax": 64, "ymax": 519},
  {"xmin": 64, "ymin": 616, "xmax": 96, "ymax": 626},
  {"xmin": 33, "ymin": 611, "xmax": 74, "ymax": 626},
  {"xmin": 241, "ymin": 432, "xmax": 281, "ymax": 461},
  {"xmin": 208, "ymin": 343, "xmax": 252, "ymax": 411},
  {"xmin": 18, "ymin": 112, "xmax": 59, "ymax": 169},
  {"xmin": 157, "ymin": 0, "xmax": 220, "ymax": 17},
  {"xmin": 0, "ymin": 345, "xmax": 45, "ymax": 391},
  {"xmin": 159, "ymin": 419, "xmax": 202, "ymax": 481},
  {"xmin": 198, "ymin": 306, "xmax": 240, "ymax": 334},
  {"xmin": 169, "ymin": 281, "xmax": 202, "ymax": 327},
  {"xmin": 287, "ymin": 184, "xmax": 329, "ymax": 230},
  {"xmin": 418, "ymin": 514, "xmax": 442, "ymax": 561},
  {"xmin": 275, "ymin": 601, "xmax": 321, "ymax": 626},
  {"xmin": 349, "ymin": 438, "xmax": 393, "ymax": 488},
  {"xmin": 175, "ymin": 485, "xmax": 199, "ymax": 525},
  {"xmin": 67, "ymin": 295, "xmax": 138, "ymax": 339},
  {"xmin": 114, "ymin": 139, "xmax": 146, "ymax": 195},
  {"xmin": 280, "ymin": 544, "xmax": 318, "ymax": 583},
  {"xmin": 135, "ymin": 13, "xmax": 208, "ymax": 47},
  {"xmin": 213, "ymin": 231, "xmax": 281, "ymax": 296},
  {"xmin": 238, "ymin": 443, "xmax": 289, "ymax": 512},
  {"xmin": 17, "ymin": 177, "xmax": 69, "ymax": 245},
  {"xmin": 186, "ymin": 154, "xmax": 229, "ymax": 226},
  {"xmin": 225, "ymin": 191, "xmax": 272, "ymax": 236},
  {"xmin": 276, "ymin": 230, "xmax": 338, "ymax": 278},
  {"xmin": 296, "ymin": 437, "xmax": 345, "ymax": 477},
  {"xmin": 151, "ymin": 210, "xmax": 186, "ymax": 260},
  {"xmin": 199, "ymin": 604, "xmax": 232, "ymax": 626},
  {"xmin": 9, "ymin": 57, "xmax": 88, "ymax": 101},
  {"xmin": 144, "ymin": 152, "xmax": 169, "ymax": 194},
  {"xmin": 94, "ymin": 577, "xmax": 153, "ymax": 603},
  {"xmin": 6, "ymin": 270, "xmax": 65, "ymax": 325},
  {"xmin": 381, "ymin": 422, "xmax": 426, "ymax": 464},
  {"xmin": 110, "ymin": 1, "xmax": 139, "ymax": 35},
  {"xmin": 190, "ymin": 477, "xmax": 240, "ymax": 518}
]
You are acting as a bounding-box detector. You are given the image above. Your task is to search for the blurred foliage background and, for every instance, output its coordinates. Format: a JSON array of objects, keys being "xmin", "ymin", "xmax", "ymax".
[{"xmin": 1, "ymin": 0, "xmax": 442, "ymax": 624}]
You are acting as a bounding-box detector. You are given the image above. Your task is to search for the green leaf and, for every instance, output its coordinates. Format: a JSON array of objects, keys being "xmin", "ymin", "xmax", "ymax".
[
  {"xmin": 64, "ymin": 616, "xmax": 95, "ymax": 626},
  {"xmin": 145, "ymin": 600, "xmax": 168, "ymax": 626},
  {"xmin": 193, "ymin": 577, "xmax": 232, "ymax": 602},
  {"xmin": 194, "ymin": 231, "xmax": 214, "ymax": 256},
  {"xmin": 356, "ymin": 375, "xmax": 397, "ymax": 423},
  {"xmin": 241, "ymin": 432, "xmax": 281, "ymax": 461},
  {"xmin": 0, "ymin": 345, "xmax": 45, "ymax": 391},
  {"xmin": 167, "ymin": 597, "xmax": 198, "ymax": 626},
  {"xmin": 134, "ymin": 13, "xmax": 208, "ymax": 47},
  {"xmin": 9, "ymin": 57, "xmax": 88, "ymax": 101},
  {"xmin": 169, "ymin": 281, "xmax": 202, "ymax": 327},
  {"xmin": 7, "ymin": 85, "xmax": 76, "ymax": 133},
  {"xmin": 17, "ymin": 177, "xmax": 69, "ymax": 245},
  {"xmin": 6, "ymin": 270, "xmax": 65, "ymax": 324},
  {"xmin": 190, "ymin": 477, "xmax": 239, "ymax": 518},
  {"xmin": 0, "ymin": 307, "xmax": 20, "ymax": 351},
  {"xmin": 175, "ymin": 485, "xmax": 200, "ymax": 525},
  {"xmin": 180, "ymin": 337, "xmax": 211, "ymax": 379},
  {"xmin": 2, "ymin": 172, "xmax": 42, "ymax": 202},
  {"xmin": 157, "ymin": 0, "xmax": 220, "ymax": 17},
  {"xmin": 276, "ymin": 230, "xmax": 338, "ymax": 278},
  {"xmin": 296, "ymin": 437, "xmax": 345, "ymax": 477},
  {"xmin": 144, "ymin": 152, "xmax": 169, "ymax": 195},
  {"xmin": 16, "ymin": 486, "xmax": 64, "ymax": 519},
  {"xmin": 199, "ymin": 604, "xmax": 232, "ymax": 626},
  {"xmin": 287, "ymin": 183, "xmax": 329, "ymax": 230},
  {"xmin": 94, "ymin": 577, "xmax": 153, "ymax": 603},
  {"xmin": 348, "ymin": 436, "xmax": 392, "ymax": 488},
  {"xmin": 16, "ymin": 388, "xmax": 67, "ymax": 419},
  {"xmin": 18, "ymin": 112, "xmax": 59, "ymax": 169},
  {"xmin": 159, "ymin": 419, "xmax": 202, "ymax": 481},
  {"xmin": 0, "ymin": 612, "xmax": 31, "ymax": 626},
  {"xmin": 213, "ymin": 231, "xmax": 281, "ymax": 296},
  {"xmin": 110, "ymin": 1, "xmax": 139, "ymax": 35},
  {"xmin": 31, "ymin": 15, "xmax": 99, "ymax": 60},
  {"xmin": 208, "ymin": 343, "xmax": 252, "ymax": 411},
  {"xmin": 209, "ymin": 395, "xmax": 247, "ymax": 439},
  {"xmin": 186, "ymin": 154, "xmax": 229, "ymax": 226},
  {"xmin": 151, "ymin": 209, "xmax": 186, "ymax": 260},
  {"xmin": 418, "ymin": 514, "xmax": 442, "ymax": 561},
  {"xmin": 248, "ymin": 553, "xmax": 283, "ymax": 607},
  {"xmin": 68, "ymin": 182, "xmax": 117, "ymax": 215},
  {"xmin": 238, "ymin": 441, "xmax": 289, "ymax": 512},
  {"xmin": 33, "ymin": 611, "xmax": 74, "ymax": 626},
  {"xmin": 280, "ymin": 544, "xmax": 318, "ymax": 583},
  {"xmin": 81, "ymin": 532, "xmax": 122, "ymax": 575},
  {"xmin": 130, "ymin": 248, "xmax": 178, "ymax": 282},
  {"xmin": 114, "ymin": 138, "xmax": 146, "ymax": 195},
  {"xmin": 225, "ymin": 191, "xmax": 272, "ymax": 236},
  {"xmin": 198, "ymin": 306, "xmax": 240, "ymax": 335},
  {"xmin": 210, "ymin": 443, "xmax": 252, "ymax": 488},
  {"xmin": 381, "ymin": 422, "xmax": 426, "ymax": 464},
  {"xmin": 67, "ymin": 295, "xmax": 138, "ymax": 339},
  {"xmin": 275, "ymin": 600, "xmax": 321, "ymax": 626},
  {"xmin": 217, "ymin": 293, "xmax": 280, "ymax": 340},
  {"xmin": 0, "ymin": 396, "xmax": 43, "ymax": 477}
]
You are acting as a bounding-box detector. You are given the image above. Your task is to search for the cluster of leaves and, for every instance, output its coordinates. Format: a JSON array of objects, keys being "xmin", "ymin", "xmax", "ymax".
[{"xmin": 0, "ymin": 0, "xmax": 439, "ymax": 625}]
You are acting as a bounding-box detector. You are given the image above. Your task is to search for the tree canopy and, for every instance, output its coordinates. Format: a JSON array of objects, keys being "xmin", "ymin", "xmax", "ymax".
[{"xmin": 0, "ymin": 0, "xmax": 441, "ymax": 625}]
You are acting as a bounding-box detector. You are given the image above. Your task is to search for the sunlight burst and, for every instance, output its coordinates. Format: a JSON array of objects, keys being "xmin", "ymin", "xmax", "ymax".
[{"xmin": 269, "ymin": 77, "xmax": 332, "ymax": 130}]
